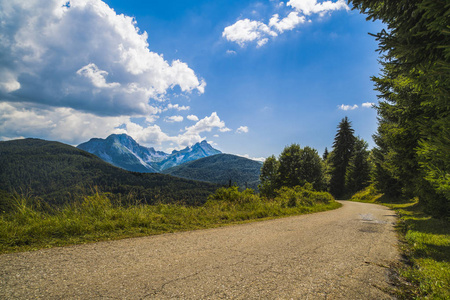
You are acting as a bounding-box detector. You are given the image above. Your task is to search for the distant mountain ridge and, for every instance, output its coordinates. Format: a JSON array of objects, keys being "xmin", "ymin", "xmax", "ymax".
[
  {"xmin": 162, "ymin": 154, "xmax": 262, "ymax": 190},
  {"xmin": 77, "ymin": 134, "xmax": 221, "ymax": 173},
  {"xmin": 0, "ymin": 138, "xmax": 219, "ymax": 207}
]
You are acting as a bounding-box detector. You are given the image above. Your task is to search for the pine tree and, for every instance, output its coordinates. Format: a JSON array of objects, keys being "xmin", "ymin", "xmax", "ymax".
[
  {"xmin": 322, "ymin": 147, "xmax": 329, "ymax": 160},
  {"xmin": 329, "ymin": 117, "xmax": 356, "ymax": 198},
  {"xmin": 345, "ymin": 137, "xmax": 371, "ymax": 195}
]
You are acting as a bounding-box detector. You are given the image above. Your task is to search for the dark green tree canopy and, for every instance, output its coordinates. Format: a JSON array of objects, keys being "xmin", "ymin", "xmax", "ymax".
[
  {"xmin": 259, "ymin": 144, "xmax": 326, "ymax": 197},
  {"xmin": 329, "ymin": 116, "xmax": 356, "ymax": 198},
  {"xmin": 259, "ymin": 155, "xmax": 279, "ymax": 198},
  {"xmin": 345, "ymin": 137, "xmax": 371, "ymax": 195}
]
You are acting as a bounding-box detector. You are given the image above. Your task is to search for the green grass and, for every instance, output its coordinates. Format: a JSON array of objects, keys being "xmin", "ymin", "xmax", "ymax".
[
  {"xmin": 0, "ymin": 188, "xmax": 341, "ymax": 254},
  {"xmin": 350, "ymin": 186, "xmax": 450, "ymax": 299}
]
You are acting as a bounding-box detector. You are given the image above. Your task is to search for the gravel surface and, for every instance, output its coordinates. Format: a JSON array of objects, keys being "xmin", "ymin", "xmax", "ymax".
[{"xmin": 0, "ymin": 201, "xmax": 400, "ymax": 299}]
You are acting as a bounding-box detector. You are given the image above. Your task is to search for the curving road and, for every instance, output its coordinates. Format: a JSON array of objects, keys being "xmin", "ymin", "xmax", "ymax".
[{"xmin": 0, "ymin": 201, "xmax": 400, "ymax": 299}]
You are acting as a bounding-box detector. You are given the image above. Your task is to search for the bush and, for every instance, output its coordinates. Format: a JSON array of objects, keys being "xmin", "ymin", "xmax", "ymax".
[
  {"xmin": 207, "ymin": 187, "xmax": 259, "ymax": 204},
  {"xmin": 350, "ymin": 185, "xmax": 382, "ymax": 202},
  {"xmin": 274, "ymin": 186, "xmax": 334, "ymax": 207}
]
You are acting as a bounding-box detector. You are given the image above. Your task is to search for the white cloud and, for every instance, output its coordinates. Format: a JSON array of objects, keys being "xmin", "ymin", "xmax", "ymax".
[
  {"xmin": 338, "ymin": 104, "xmax": 358, "ymax": 111},
  {"xmin": 0, "ymin": 0, "xmax": 205, "ymax": 116},
  {"xmin": 164, "ymin": 115, "xmax": 184, "ymax": 123},
  {"xmin": 236, "ymin": 126, "xmax": 249, "ymax": 133},
  {"xmin": 0, "ymin": 102, "xmax": 129, "ymax": 145},
  {"xmin": 76, "ymin": 63, "xmax": 120, "ymax": 88},
  {"xmin": 187, "ymin": 115, "xmax": 199, "ymax": 121},
  {"xmin": 219, "ymin": 127, "xmax": 232, "ymax": 132},
  {"xmin": 269, "ymin": 12, "xmax": 306, "ymax": 33},
  {"xmin": 362, "ymin": 102, "xmax": 374, "ymax": 108},
  {"xmin": 287, "ymin": 0, "xmax": 349, "ymax": 16},
  {"xmin": 213, "ymin": 134, "xmax": 219, "ymax": 138},
  {"xmin": 223, "ymin": 0, "xmax": 348, "ymax": 47},
  {"xmin": 222, "ymin": 18, "xmax": 277, "ymax": 47},
  {"xmin": 226, "ymin": 50, "xmax": 237, "ymax": 55},
  {"xmin": 166, "ymin": 103, "xmax": 190, "ymax": 111},
  {"xmin": 257, "ymin": 38, "xmax": 269, "ymax": 47},
  {"xmin": 237, "ymin": 153, "xmax": 265, "ymax": 162}
]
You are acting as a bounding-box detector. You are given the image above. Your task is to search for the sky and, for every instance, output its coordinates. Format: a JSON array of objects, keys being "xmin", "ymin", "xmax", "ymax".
[{"xmin": 0, "ymin": 0, "xmax": 384, "ymax": 161}]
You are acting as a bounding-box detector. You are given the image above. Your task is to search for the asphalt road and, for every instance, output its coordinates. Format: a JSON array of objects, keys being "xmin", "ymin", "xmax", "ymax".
[{"xmin": 0, "ymin": 201, "xmax": 400, "ymax": 299}]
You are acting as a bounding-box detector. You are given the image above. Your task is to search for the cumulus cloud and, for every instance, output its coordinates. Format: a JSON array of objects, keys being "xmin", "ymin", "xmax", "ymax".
[
  {"xmin": 187, "ymin": 115, "xmax": 199, "ymax": 121},
  {"xmin": 165, "ymin": 103, "xmax": 190, "ymax": 111},
  {"xmin": 0, "ymin": 0, "xmax": 226, "ymax": 152},
  {"xmin": 287, "ymin": 0, "xmax": 349, "ymax": 16},
  {"xmin": 223, "ymin": 0, "xmax": 348, "ymax": 47},
  {"xmin": 0, "ymin": 102, "xmax": 129, "ymax": 145},
  {"xmin": 0, "ymin": 0, "xmax": 205, "ymax": 116},
  {"xmin": 269, "ymin": 12, "xmax": 306, "ymax": 33},
  {"xmin": 164, "ymin": 115, "xmax": 184, "ymax": 123},
  {"xmin": 338, "ymin": 104, "xmax": 358, "ymax": 111},
  {"xmin": 236, "ymin": 126, "xmax": 249, "ymax": 133},
  {"xmin": 222, "ymin": 19, "xmax": 277, "ymax": 47},
  {"xmin": 362, "ymin": 102, "xmax": 374, "ymax": 108}
]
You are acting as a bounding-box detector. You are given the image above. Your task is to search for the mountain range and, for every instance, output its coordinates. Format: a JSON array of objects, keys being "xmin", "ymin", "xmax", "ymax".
[
  {"xmin": 0, "ymin": 138, "xmax": 219, "ymax": 208},
  {"xmin": 77, "ymin": 134, "xmax": 221, "ymax": 173}
]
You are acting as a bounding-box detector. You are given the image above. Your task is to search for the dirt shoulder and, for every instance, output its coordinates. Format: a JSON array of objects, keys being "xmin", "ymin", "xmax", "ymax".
[{"xmin": 0, "ymin": 201, "xmax": 400, "ymax": 299}]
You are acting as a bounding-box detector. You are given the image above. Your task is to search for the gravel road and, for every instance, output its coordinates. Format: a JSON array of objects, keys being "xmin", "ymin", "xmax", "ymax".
[{"xmin": 0, "ymin": 201, "xmax": 400, "ymax": 299}]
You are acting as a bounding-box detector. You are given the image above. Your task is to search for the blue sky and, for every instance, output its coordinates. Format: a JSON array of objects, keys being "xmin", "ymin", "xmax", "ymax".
[{"xmin": 0, "ymin": 0, "xmax": 383, "ymax": 160}]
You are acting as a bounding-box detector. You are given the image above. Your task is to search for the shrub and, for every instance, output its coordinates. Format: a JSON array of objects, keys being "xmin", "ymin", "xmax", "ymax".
[
  {"xmin": 350, "ymin": 185, "xmax": 382, "ymax": 202},
  {"xmin": 207, "ymin": 187, "xmax": 259, "ymax": 204},
  {"xmin": 274, "ymin": 186, "xmax": 334, "ymax": 207}
]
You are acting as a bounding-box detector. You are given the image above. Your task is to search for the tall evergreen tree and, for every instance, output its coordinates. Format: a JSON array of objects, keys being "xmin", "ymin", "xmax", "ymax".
[
  {"xmin": 345, "ymin": 137, "xmax": 371, "ymax": 195},
  {"xmin": 322, "ymin": 147, "xmax": 329, "ymax": 161},
  {"xmin": 329, "ymin": 117, "xmax": 356, "ymax": 198}
]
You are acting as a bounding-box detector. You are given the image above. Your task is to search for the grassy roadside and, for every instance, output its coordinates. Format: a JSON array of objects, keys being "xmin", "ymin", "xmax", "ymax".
[
  {"xmin": 350, "ymin": 186, "xmax": 450, "ymax": 299},
  {"xmin": 0, "ymin": 187, "xmax": 341, "ymax": 254}
]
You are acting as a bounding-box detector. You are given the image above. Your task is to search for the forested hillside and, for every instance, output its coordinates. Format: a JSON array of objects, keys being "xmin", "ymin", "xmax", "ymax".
[
  {"xmin": 162, "ymin": 154, "xmax": 262, "ymax": 190},
  {"xmin": 0, "ymin": 139, "xmax": 219, "ymax": 207}
]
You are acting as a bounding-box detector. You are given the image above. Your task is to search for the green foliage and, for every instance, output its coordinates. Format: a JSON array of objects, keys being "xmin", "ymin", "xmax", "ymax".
[
  {"xmin": 261, "ymin": 144, "xmax": 326, "ymax": 197},
  {"xmin": 0, "ymin": 191, "xmax": 340, "ymax": 254},
  {"xmin": 162, "ymin": 154, "xmax": 262, "ymax": 190},
  {"xmin": 207, "ymin": 186, "xmax": 259, "ymax": 204},
  {"xmin": 0, "ymin": 138, "xmax": 219, "ymax": 206},
  {"xmin": 351, "ymin": 193, "xmax": 450, "ymax": 298},
  {"xmin": 259, "ymin": 155, "xmax": 279, "ymax": 198},
  {"xmin": 329, "ymin": 117, "xmax": 356, "ymax": 198},
  {"xmin": 345, "ymin": 137, "xmax": 371, "ymax": 195},
  {"xmin": 274, "ymin": 186, "xmax": 334, "ymax": 208},
  {"xmin": 349, "ymin": 185, "xmax": 382, "ymax": 203},
  {"xmin": 277, "ymin": 144, "xmax": 304, "ymax": 188},
  {"xmin": 349, "ymin": 0, "xmax": 449, "ymax": 217},
  {"xmin": 322, "ymin": 147, "xmax": 329, "ymax": 160}
]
